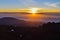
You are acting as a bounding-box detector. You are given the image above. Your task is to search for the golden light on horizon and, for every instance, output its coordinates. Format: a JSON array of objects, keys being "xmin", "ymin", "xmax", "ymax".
[{"xmin": 0, "ymin": 8, "xmax": 60, "ymax": 12}]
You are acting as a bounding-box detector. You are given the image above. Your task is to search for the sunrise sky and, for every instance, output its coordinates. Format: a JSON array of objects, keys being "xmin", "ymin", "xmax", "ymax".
[{"xmin": 0, "ymin": 0, "xmax": 60, "ymax": 12}]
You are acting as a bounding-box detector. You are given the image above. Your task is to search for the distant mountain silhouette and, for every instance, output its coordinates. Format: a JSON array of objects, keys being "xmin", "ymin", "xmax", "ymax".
[{"xmin": 0, "ymin": 17, "xmax": 27, "ymax": 26}]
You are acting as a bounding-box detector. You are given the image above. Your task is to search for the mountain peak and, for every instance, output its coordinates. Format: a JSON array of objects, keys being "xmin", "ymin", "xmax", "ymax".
[
  {"xmin": 1, "ymin": 17, "xmax": 18, "ymax": 20},
  {"xmin": 0, "ymin": 17, "xmax": 27, "ymax": 26}
]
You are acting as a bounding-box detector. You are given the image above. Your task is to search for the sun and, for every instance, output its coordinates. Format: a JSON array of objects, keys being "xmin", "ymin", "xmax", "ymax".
[
  {"xmin": 31, "ymin": 8, "xmax": 38, "ymax": 14},
  {"xmin": 29, "ymin": 8, "xmax": 38, "ymax": 14}
]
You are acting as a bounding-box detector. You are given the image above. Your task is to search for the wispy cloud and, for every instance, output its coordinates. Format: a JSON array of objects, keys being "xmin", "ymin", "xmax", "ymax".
[
  {"xmin": 18, "ymin": 0, "xmax": 60, "ymax": 9},
  {"xmin": 18, "ymin": 0, "xmax": 40, "ymax": 8},
  {"xmin": 44, "ymin": 2, "xmax": 60, "ymax": 8}
]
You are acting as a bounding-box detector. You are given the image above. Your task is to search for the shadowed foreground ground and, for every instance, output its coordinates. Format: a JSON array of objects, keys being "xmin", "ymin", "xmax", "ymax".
[{"xmin": 0, "ymin": 22, "xmax": 60, "ymax": 40}]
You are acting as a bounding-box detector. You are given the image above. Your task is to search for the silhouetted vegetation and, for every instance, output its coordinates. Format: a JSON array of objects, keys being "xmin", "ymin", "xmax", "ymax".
[{"xmin": 0, "ymin": 22, "xmax": 60, "ymax": 40}]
